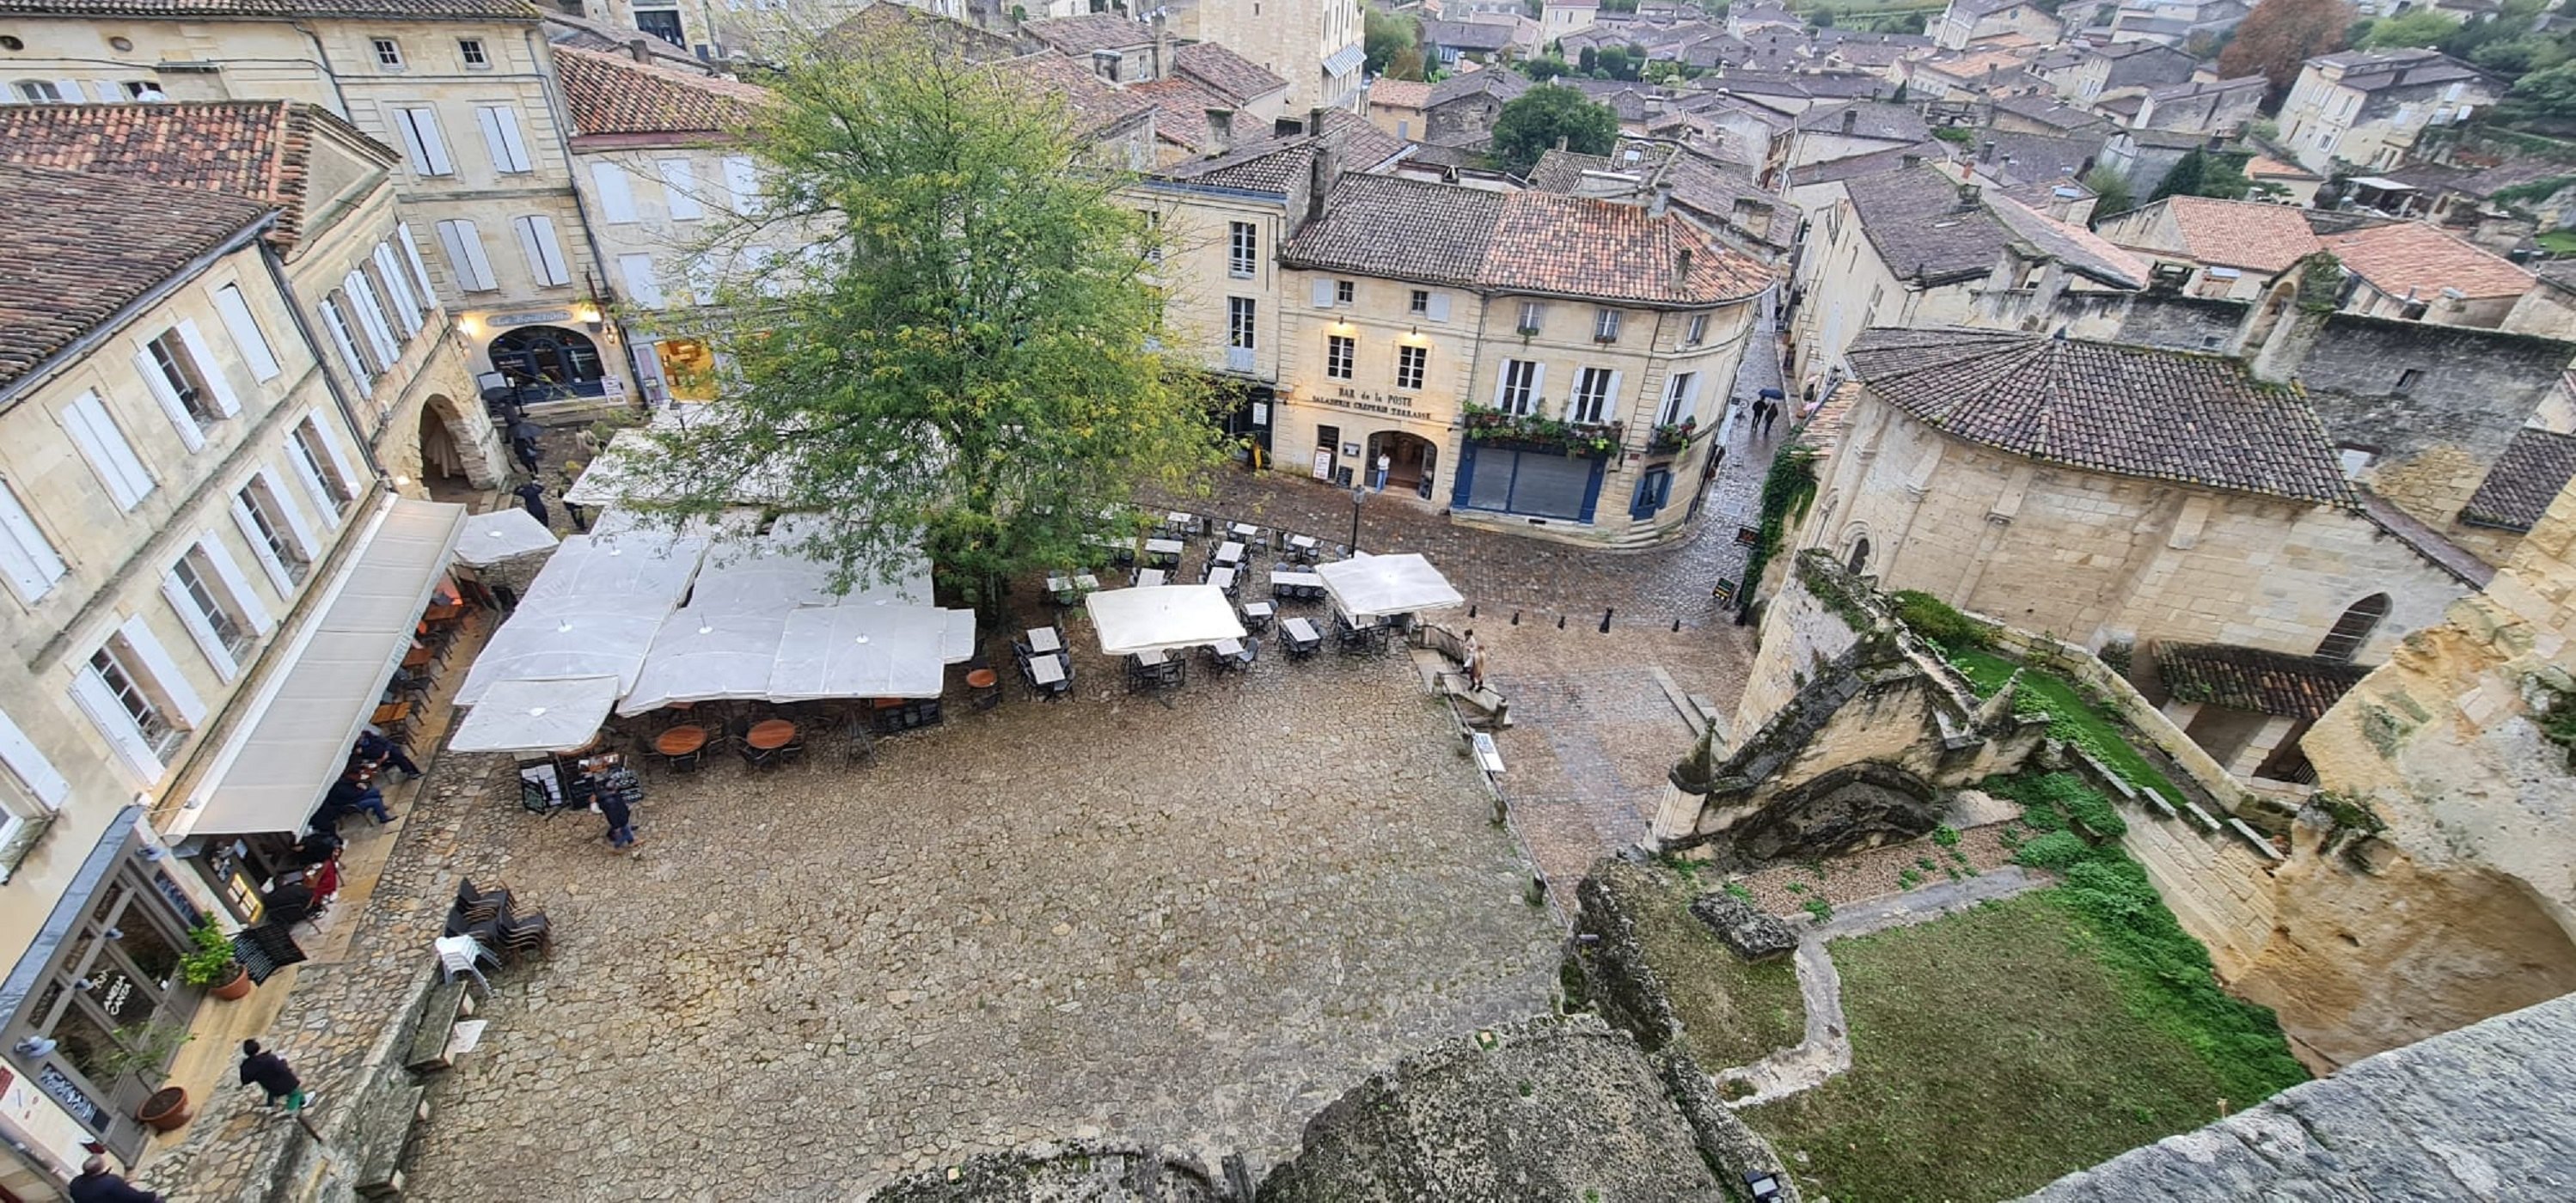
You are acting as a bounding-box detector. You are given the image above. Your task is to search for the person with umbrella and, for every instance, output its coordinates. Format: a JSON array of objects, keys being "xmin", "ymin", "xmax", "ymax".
[
  {"xmin": 512, "ymin": 479, "xmax": 550, "ymax": 528},
  {"xmin": 509, "ymin": 420, "xmax": 543, "ymax": 475}
]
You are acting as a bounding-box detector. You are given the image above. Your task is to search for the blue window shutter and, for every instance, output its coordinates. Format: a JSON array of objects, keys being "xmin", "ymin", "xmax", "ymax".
[{"xmin": 1577, "ymin": 459, "xmax": 1606, "ymax": 523}]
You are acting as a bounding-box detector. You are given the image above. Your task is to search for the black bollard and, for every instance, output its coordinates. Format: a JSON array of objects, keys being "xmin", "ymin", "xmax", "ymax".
[
  {"xmin": 1672, "ymin": 618, "xmax": 1681, "ymax": 632},
  {"xmin": 1557, "ymin": 614, "xmax": 1566, "ymax": 629},
  {"xmin": 1512, "ymin": 610, "xmax": 1521, "ymax": 626},
  {"xmin": 1600, "ymin": 608, "xmax": 1613, "ymax": 632},
  {"xmin": 1468, "ymin": 603, "xmax": 1478, "ymax": 619}
]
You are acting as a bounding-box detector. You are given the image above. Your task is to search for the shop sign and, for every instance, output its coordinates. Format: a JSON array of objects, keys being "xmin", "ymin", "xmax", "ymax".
[
  {"xmin": 487, "ymin": 310, "xmax": 574, "ymax": 329},
  {"xmin": 1313, "ymin": 386, "xmax": 1429, "ymax": 420}
]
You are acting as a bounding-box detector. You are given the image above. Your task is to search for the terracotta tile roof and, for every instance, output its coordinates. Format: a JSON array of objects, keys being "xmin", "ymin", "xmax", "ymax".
[
  {"xmin": 0, "ymin": 101, "xmax": 385, "ymax": 250},
  {"xmin": 1845, "ymin": 167, "xmax": 2140, "ymax": 289},
  {"xmin": 1844, "ymin": 327, "xmax": 2356, "ymax": 505},
  {"xmin": 0, "ymin": 163, "xmax": 273, "ymax": 394},
  {"xmin": 2244, "ymin": 154, "xmax": 2320, "ymax": 181},
  {"xmin": 2159, "ymin": 196, "xmax": 2323, "ymax": 273},
  {"xmin": 2461, "ymin": 427, "xmax": 2576, "ymax": 532},
  {"xmin": 827, "ymin": 3, "xmax": 1027, "ymax": 62},
  {"xmin": 1133, "ymin": 77, "xmax": 1233, "ymax": 148},
  {"xmin": 1429, "ymin": 70, "xmax": 1532, "ymax": 108},
  {"xmin": 2321, "ymin": 220, "xmax": 2535, "ymax": 302},
  {"xmin": 1282, "ymin": 174, "xmax": 1775, "ymax": 304},
  {"xmin": 994, "ymin": 52, "xmax": 1155, "ymax": 137},
  {"xmin": 556, "ymin": 45, "xmax": 767, "ymax": 137},
  {"xmin": 1792, "ymin": 101, "xmax": 1928, "ymax": 142},
  {"xmin": 1159, "ymin": 110, "xmax": 1401, "ymax": 193},
  {"xmin": 1023, "ymin": 13, "xmax": 1153, "ymax": 55},
  {"xmin": 1369, "ymin": 78, "xmax": 1433, "ymax": 111},
  {"xmin": 1174, "ymin": 41, "xmax": 1286, "ymax": 105},
  {"xmin": 0, "ymin": 0, "xmax": 535, "ymax": 17},
  {"xmin": 2153, "ymin": 643, "xmax": 2368, "ymax": 721}
]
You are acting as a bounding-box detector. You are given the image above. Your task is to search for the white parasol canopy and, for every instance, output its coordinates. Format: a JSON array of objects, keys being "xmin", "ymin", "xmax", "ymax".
[
  {"xmin": 688, "ymin": 543, "xmax": 844, "ymax": 614},
  {"xmin": 519, "ymin": 530, "xmax": 707, "ymax": 609},
  {"xmin": 1316, "ymin": 553, "xmax": 1464, "ymax": 621},
  {"xmin": 449, "ymin": 675, "xmax": 622, "ymax": 754},
  {"xmin": 456, "ymin": 592, "xmax": 674, "ymax": 706},
  {"xmin": 453, "ymin": 508, "xmax": 560, "ymax": 567},
  {"xmin": 619, "ymin": 607, "xmax": 791, "ymax": 714},
  {"xmin": 1086, "ymin": 585, "xmax": 1246, "ymax": 656},
  {"xmin": 767, "ymin": 604, "xmax": 970, "ymax": 701}
]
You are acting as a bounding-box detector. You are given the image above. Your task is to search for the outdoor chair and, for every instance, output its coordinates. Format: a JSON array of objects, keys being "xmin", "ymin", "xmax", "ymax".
[
  {"xmin": 435, "ymin": 935, "xmax": 497, "ymax": 992},
  {"xmin": 496, "ymin": 912, "xmax": 552, "ymax": 961},
  {"xmin": 456, "ymin": 880, "xmax": 513, "ymax": 924},
  {"xmin": 843, "ymin": 718, "xmax": 879, "ymax": 766},
  {"xmin": 1239, "ymin": 602, "xmax": 1274, "ymax": 632}
]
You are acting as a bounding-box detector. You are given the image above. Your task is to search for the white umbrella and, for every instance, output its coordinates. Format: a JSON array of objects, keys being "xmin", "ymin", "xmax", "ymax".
[
  {"xmin": 767, "ymin": 605, "xmax": 964, "ymax": 700},
  {"xmin": 453, "ymin": 508, "xmax": 559, "ymax": 567},
  {"xmin": 1316, "ymin": 553, "xmax": 1464, "ymax": 621},
  {"xmin": 687, "ymin": 543, "xmax": 842, "ymax": 614},
  {"xmin": 520, "ymin": 531, "xmax": 707, "ymax": 608},
  {"xmin": 619, "ymin": 606, "xmax": 790, "ymax": 714},
  {"xmin": 1086, "ymin": 585, "xmax": 1246, "ymax": 656},
  {"xmin": 449, "ymin": 676, "xmax": 622, "ymax": 754},
  {"xmin": 456, "ymin": 593, "xmax": 674, "ymax": 706}
]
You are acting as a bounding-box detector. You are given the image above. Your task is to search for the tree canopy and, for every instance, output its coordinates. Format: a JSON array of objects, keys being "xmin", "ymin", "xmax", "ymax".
[
  {"xmin": 2217, "ymin": 0, "xmax": 2351, "ymax": 102},
  {"xmin": 1365, "ymin": 8, "xmax": 1423, "ymax": 79},
  {"xmin": 620, "ymin": 34, "xmax": 1221, "ymax": 616},
  {"xmin": 1490, "ymin": 83, "xmax": 1620, "ymax": 172},
  {"xmin": 2081, "ymin": 165, "xmax": 2134, "ymax": 224},
  {"xmin": 2362, "ymin": 9, "xmax": 2456, "ymax": 49},
  {"xmin": 2510, "ymin": 61, "xmax": 2576, "ymax": 118},
  {"xmin": 2150, "ymin": 147, "xmax": 2254, "ymax": 202}
]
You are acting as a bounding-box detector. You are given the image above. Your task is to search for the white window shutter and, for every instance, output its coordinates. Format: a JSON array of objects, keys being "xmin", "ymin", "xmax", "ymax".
[
  {"xmin": 344, "ymin": 271, "xmax": 400, "ymax": 366},
  {"xmin": 132, "ymin": 347, "xmax": 207, "ymax": 452},
  {"xmin": 305, "ymin": 418, "xmax": 362, "ymax": 495},
  {"xmin": 70, "ymin": 668, "xmax": 162, "ymax": 785},
  {"xmin": 396, "ymin": 223, "xmax": 440, "ymax": 303},
  {"xmin": 1680, "ymin": 372, "xmax": 1703, "ymax": 422},
  {"xmin": 1491, "ymin": 361, "xmax": 1511, "ymax": 407},
  {"xmin": 64, "ymin": 393, "xmax": 154, "ymax": 509},
  {"xmin": 722, "ymin": 156, "xmax": 760, "ymax": 214},
  {"xmin": 1604, "ymin": 369, "xmax": 1624, "ymax": 418},
  {"xmin": 1426, "ymin": 293, "xmax": 1451, "ymax": 321},
  {"xmin": 231, "ymin": 494, "xmax": 295, "ymax": 593},
  {"xmin": 198, "ymin": 534, "xmax": 272, "ymax": 632},
  {"xmin": 591, "ymin": 162, "xmax": 639, "ymax": 223},
  {"xmin": 514, "ymin": 216, "xmax": 569, "ymax": 286},
  {"xmin": 53, "ymin": 78, "xmax": 88, "ymax": 102},
  {"xmin": 258, "ymin": 465, "xmax": 321, "ymax": 559},
  {"xmin": 174, "ymin": 319, "xmax": 242, "ymax": 416},
  {"xmin": 1529, "ymin": 363, "xmax": 1547, "ymax": 409},
  {"xmin": 211, "ymin": 284, "xmax": 283, "ymax": 381},
  {"xmin": 317, "ymin": 299, "xmax": 370, "ymax": 386},
  {"xmin": 658, "ymin": 158, "xmax": 703, "ymax": 219},
  {"xmin": 162, "ymin": 567, "xmax": 238, "ymax": 681},
  {"xmin": 619, "ymin": 253, "xmax": 664, "ymax": 309},
  {"xmin": 1311, "ymin": 278, "xmax": 1335, "ymax": 308},
  {"xmin": 282, "ymin": 433, "xmax": 335, "ymax": 516},
  {"xmin": 476, "ymin": 105, "xmax": 530, "ymax": 173},
  {"xmin": 395, "ymin": 107, "xmax": 452, "ymax": 175},
  {"xmin": 0, "ymin": 479, "xmax": 65, "ymax": 604},
  {"xmin": 0, "ymin": 704, "xmax": 70, "ymax": 809},
  {"xmin": 117, "ymin": 614, "xmax": 205, "ymax": 724},
  {"xmin": 436, "ymin": 220, "xmax": 498, "ymax": 292},
  {"xmin": 373, "ymin": 244, "xmax": 423, "ymax": 333}
]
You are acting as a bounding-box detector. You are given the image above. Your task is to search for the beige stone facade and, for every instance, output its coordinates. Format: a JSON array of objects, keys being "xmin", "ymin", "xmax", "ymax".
[
  {"xmin": 2275, "ymin": 49, "xmax": 2503, "ymax": 175},
  {"xmin": 1166, "ymin": 0, "xmax": 1365, "ymax": 112}
]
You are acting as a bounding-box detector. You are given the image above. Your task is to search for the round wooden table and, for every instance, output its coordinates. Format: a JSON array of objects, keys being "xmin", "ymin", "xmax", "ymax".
[
  {"xmin": 745, "ymin": 719, "xmax": 798, "ymax": 750},
  {"xmin": 655, "ymin": 725, "xmax": 709, "ymax": 756}
]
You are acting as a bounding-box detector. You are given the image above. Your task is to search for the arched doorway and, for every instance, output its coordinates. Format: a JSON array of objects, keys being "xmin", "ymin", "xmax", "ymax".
[
  {"xmin": 1364, "ymin": 430, "xmax": 1438, "ymax": 498},
  {"xmin": 487, "ymin": 325, "xmax": 605, "ymax": 399},
  {"xmin": 416, "ymin": 393, "xmax": 502, "ymax": 494},
  {"xmin": 2315, "ymin": 593, "xmax": 2390, "ymax": 663}
]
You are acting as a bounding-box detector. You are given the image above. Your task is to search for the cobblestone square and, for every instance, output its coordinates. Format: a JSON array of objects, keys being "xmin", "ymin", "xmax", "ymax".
[{"xmin": 401, "ymin": 646, "xmax": 1559, "ymax": 1200}]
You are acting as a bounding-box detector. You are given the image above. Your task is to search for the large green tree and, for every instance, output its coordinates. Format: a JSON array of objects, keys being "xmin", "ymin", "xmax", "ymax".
[
  {"xmin": 1364, "ymin": 7, "xmax": 1422, "ymax": 79},
  {"xmin": 1490, "ymin": 84, "xmax": 1620, "ymax": 172},
  {"xmin": 2363, "ymin": 9, "xmax": 2455, "ymax": 49},
  {"xmin": 2217, "ymin": 0, "xmax": 2352, "ymax": 103},
  {"xmin": 624, "ymin": 34, "xmax": 1221, "ymax": 617},
  {"xmin": 2150, "ymin": 148, "xmax": 2255, "ymax": 202}
]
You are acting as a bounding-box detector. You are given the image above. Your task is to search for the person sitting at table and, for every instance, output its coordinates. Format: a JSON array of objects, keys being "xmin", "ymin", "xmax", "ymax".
[
  {"xmin": 352, "ymin": 728, "xmax": 420, "ymax": 780},
  {"xmin": 319, "ymin": 766, "xmax": 395, "ymax": 827},
  {"xmin": 260, "ymin": 872, "xmax": 316, "ymax": 926}
]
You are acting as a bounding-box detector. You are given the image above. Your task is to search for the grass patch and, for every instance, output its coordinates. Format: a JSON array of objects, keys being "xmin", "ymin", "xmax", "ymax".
[
  {"xmin": 1990, "ymin": 772, "xmax": 2126, "ymax": 840},
  {"xmin": 2537, "ymin": 229, "xmax": 2576, "ymax": 254},
  {"xmin": 1946, "ymin": 648, "xmax": 2186, "ymax": 808},
  {"xmin": 1606, "ymin": 867, "xmax": 1806, "ymax": 1069},
  {"xmin": 1744, "ymin": 891, "xmax": 2305, "ymax": 1201}
]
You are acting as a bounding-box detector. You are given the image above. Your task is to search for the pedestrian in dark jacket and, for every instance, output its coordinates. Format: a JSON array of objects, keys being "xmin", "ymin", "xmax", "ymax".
[
  {"xmin": 353, "ymin": 729, "xmax": 419, "ymax": 779},
  {"xmin": 512, "ymin": 481, "xmax": 549, "ymax": 527},
  {"xmin": 598, "ymin": 790, "xmax": 635, "ymax": 849},
  {"xmin": 512, "ymin": 437, "xmax": 542, "ymax": 475},
  {"xmin": 68, "ymin": 1156, "xmax": 161, "ymax": 1203},
  {"xmin": 239, "ymin": 1040, "xmax": 308, "ymax": 1109}
]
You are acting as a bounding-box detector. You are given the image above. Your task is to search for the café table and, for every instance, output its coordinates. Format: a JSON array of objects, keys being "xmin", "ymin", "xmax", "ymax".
[
  {"xmin": 746, "ymin": 719, "xmax": 798, "ymax": 750},
  {"xmin": 656, "ymin": 725, "xmax": 710, "ymax": 756},
  {"xmin": 1136, "ymin": 568, "xmax": 1169, "ymax": 588},
  {"xmin": 1027, "ymin": 655, "xmax": 1066, "ymax": 687},
  {"xmin": 1207, "ymin": 567, "xmax": 1237, "ymax": 594},
  {"xmin": 1026, "ymin": 626, "xmax": 1062, "ymax": 655},
  {"xmin": 1214, "ymin": 540, "xmax": 1245, "ymax": 565}
]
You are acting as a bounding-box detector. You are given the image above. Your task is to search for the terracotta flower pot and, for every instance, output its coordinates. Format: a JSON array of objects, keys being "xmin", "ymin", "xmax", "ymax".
[
  {"xmin": 137, "ymin": 1086, "xmax": 192, "ymax": 1133},
  {"xmin": 210, "ymin": 962, "xmax": 254, "ymax": 1001}
]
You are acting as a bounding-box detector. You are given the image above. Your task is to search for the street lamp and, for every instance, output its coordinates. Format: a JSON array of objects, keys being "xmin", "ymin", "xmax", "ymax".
[{"xmin": 1349, "ymin": 485, "xmax": 1366, "ymax": 553}]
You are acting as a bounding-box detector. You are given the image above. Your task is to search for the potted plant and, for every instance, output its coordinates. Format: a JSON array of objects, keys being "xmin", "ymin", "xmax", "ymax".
[
  {"xmin": 94, "ymin": 1023, "xmax": 196, "ymax": 1132},
  {"xmin": 180, "ymin": 920, "xmax": 252, "ymax": 1001}
]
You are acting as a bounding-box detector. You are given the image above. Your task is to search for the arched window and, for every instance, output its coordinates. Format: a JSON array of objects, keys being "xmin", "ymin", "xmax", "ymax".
[
  {"xmin": 2315, "ymin": 593, "xmax": 2389, "ymax": 663},
  {"xmin": 1846, "ymin": 536, "xmax": 1872, "ymax": 576}
]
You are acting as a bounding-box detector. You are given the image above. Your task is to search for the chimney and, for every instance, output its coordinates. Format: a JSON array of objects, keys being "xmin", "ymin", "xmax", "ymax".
[
  {"xmin": 627, "ymin": 37, "xmax": 652, "ymax": 64},
  {"xmin": 1839, "ymin": 107, "xmax": 1857, "ymax": 134},
  {"xmin": 1153, "ymin": 14, "xmax": 1172, "ymax": 82},
  {"xmin": 1649, "ymin": 181, "xmax": 1673, "ymax": 218},
  {"xmin": 1955, "ymin": 181, "xmax": 1979, "ymax": 212},
  {"xmin": 1306, "ymin": 110, "xmax": 1342, "ymax": 228},
  {"xmin": 1979, "ymin": 140, "xmax": 1997, "ymax": 164},
  {"xmin": 1674, "ymin": 246, "xmax": 1695, "ymax": 288}
]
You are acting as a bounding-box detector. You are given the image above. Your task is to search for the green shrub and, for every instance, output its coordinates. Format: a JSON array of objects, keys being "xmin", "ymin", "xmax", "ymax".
[
  {"xmin": 1803, "ymin": 897, "xmax": 1833, "ymax": 922},
  {"xmin": 1990, "ymin": 772, "xmax": 2127, "ymax": 840},
  {"xmin": 1931, "ymin": 825, "xmax": 1961, "ymax": 847},
  {"xmin": 1892, "ymin": 589, "xmax": 1990, "ymax": 650},
  {"xmin": 2015, "ymin": 831, "xmax": 2092, "ymax": 870}
]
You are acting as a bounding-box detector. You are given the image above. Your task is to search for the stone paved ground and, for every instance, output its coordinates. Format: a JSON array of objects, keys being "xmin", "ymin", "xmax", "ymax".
[{"xmin": 401, "ymin": 644, "xmax": 1558, "ymax": 1199}]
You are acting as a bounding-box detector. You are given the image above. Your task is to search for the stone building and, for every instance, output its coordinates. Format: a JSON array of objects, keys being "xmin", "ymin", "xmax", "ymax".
[
  {"xmin": 1162, "ymin": 0, "xmax": 1365, "ymax": 113},
  {"xmin": 0, "ymin": 100, "xmax": 506, "ymax": 496},
  {"xmin": 2275, "ymin": 49, "xmax": 2503, "ymax": 175},
  {"xmin": 1274, "ymin": 173, "xmax": 1773, "ymax": 546},
  {"xmin": 0, "ymin": 162, "xmax": 462, "ymax": 1182},
  {"xmin": 2095, "ymin": 196, "xmax": 2324, "ymax": 302},
  {"xmin": 2313, "ymin": 220, "xmax": 2561, "ymax": 335},
  {"xmin": 1794, "ymin": 328, "xmax": 2475, "ymax": 667},
  {"xmin": 1420, "ymin": 70, "xmax": 1530, "ymax": 149},
  {"xmin": 2131, "ymin": 75, "xmax": 2266, "ymax": 137},
  {"xmin": 1933, "ymin": 0, "xmax": 2063, "ymax": 51}
]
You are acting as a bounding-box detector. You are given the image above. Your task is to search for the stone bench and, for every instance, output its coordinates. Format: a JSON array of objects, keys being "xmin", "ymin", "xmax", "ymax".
[{"xmin": 403, "ymin": 976, "xmax": 475, "ymax": 1073}]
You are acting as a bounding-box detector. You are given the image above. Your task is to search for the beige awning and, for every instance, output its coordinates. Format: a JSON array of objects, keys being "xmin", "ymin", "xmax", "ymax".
[{"xmin": 174, "ymin": 497, "xmax": 464, "ymax": 838}]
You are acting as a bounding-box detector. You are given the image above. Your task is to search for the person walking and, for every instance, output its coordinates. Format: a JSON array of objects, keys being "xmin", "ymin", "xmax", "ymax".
[
  {"xmin": 1747, "ymin": 397, "xmax": 1770, "ymax": 439},
  {"xmin": 1759, "ymin": 400, "xmax": 1779, "ymax": 441},
  {"xmin": 238, "ymin": 1040, "xmax": 311, "ymax": 1111},
  {"xmin": 511, "ymin": 437, "xmax": 542, "ymax": 476},
  {"xmin": 512, "ymin": 480, "xmax": 550, "ymax": 528},
  {"xmin": 1374, "ymin": 450, "xmax": 1392, "ymax": 492},
  {"xmin": 598, "ymin": 788, "xmax": 636, "ymax": 850},
  {"xmin": 1460, "ymin": 629, "xmax": 1485, "ymax": 691},
  {"xmin": 68, "ymin": 1156, "xmax": 161, "ymax": 1203}
]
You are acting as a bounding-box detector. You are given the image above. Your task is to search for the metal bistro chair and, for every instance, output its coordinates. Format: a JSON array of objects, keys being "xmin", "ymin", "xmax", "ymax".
[{"xmin": 435, "ymin": 935, "xmax": 498, "ymax": 993}]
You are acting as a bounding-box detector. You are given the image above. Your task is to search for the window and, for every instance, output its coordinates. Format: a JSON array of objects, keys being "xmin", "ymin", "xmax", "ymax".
[
  {"xmin": 391, "ymin": 107, "xmax": 452, "ymax": 176},
  {"xmin": 1396, "ymin": 344, "xmax": 1428, "ymax": 391},
  {"xmin": 371, "ymin": 245, "xmax": 424, "ymax": 335},
  {"xmin": 1571, "ymin": 366, "xmax": 1617, "ymax": 423},
  {"xmin": 590, "ymin": 162, "xmax": 638, "ymax": 223},
  {"xmin": 1517, "ymin": 302, "xmax": 1545, "ymax": 335},
  {"xmin": 659, "ymin": 159, "xmax": 705, "ymax": 220},
  {"xmin": 144, "ymin": 328, "xmax": 222, "ymax": 433},
  {"xmin": 1660, "ymin": 371, "xmax": 1699, "ymax": 426},
  {"xmin": 722, "ymin": 156, "xmax": 762, "ymax": 215},
  {"xmin": 234, "ymin": 476, "xmax": 310, "ymax": 588},
  {"xmin": 1138, "ymin": 209, "xmax": 1162, "ymax": 263},
  {"xmin": 459, "ymin": 38, "xmax": 488, "ymax": 68},
  {"xmin": 621, "ymin": 253, "xmax": 665, "ymax": 309},
  {"xmin": 86, "ymin": 635, "xmax": 188, "ymax": 762},
  {"xmin": 0, "ymin": 478, "xmax": 65, "ymax": 604},
  {"xmin": 1685, "ymin": 313, "xmax": 1710, "ymax": 345},
  {"xmin": 1227, "ymin": 296, "xmax": 1257, "ymax": 350},
  {"xmin": 476, "ymin": 105, "xmax": 532, "ymax": 174},
  {"xmin": 371, "ymin": 37, "xmax": 404, "ymax": 69},
  {"xmin": 2395, "ymin": 368, "xmax": 2422, "ymax": 394},
  {"xmin": 0, "ymin": 703, "xmax": 70, "ymax": 816},
  {"xmin": 14, "ymin": 81, "xmax": 64, "ymax": 103},
  {"xmin": 1228, "ymin": 221, "xmax": 1257, "ymax": 278},
  {"xmin": 211, "ymin": 284, "xmax": 283, "ymax": 381},
  {"xmin": 1410, "ymin": 289, "xmax": 1430, "ymax": 314},
  {"xmin": 2337, "ymin": 445, "xmax": 2376, "ymax": 478},
  {"xmin": 1594, "ymin": 308, "xmax": 1622, "ymax": 343},
  {"xmin": 344, "ymin": 270, "xmax": 401, "ymax": 368},
  {"xmin": 434, "ymin": 219, "xmax": 499, "ymax": 292},
  {"xmin": 289, "ymin": 418, "xmax": 358, "ymax": 515},
  {"xmin": 512, "ymin": 215, "xmax": 572, "ymax": 287},
  {"xmin": 1326, "ymin": 334, "xmax": 1355, "ymax": 380},
  {"xmin": 1631, "ymin": 466, "xmax": 1673, "ymax": 519},
  {"xmin": 63, "ymin": 392, "xmax": 154, "ymax": 510},
  {"xmin": 636, "ymin": 9, "xmax": 686, "ymax": 46},
  {"xmin": 316, "ymin": 296, "xmax": 371, "ymax": 387},
  {"xmin": 167, "ymin": 545, "xmax": 259, "ymax": 673},
  {"xmin": 2315, "ymin": 593, "xmax": 2389, "ymax": 663},
  {"xmin": 1335, "ymin": 279, "xmax": 1355, "ymax": 305},
  {"xmin": 1497, "ymin": 358, "xmax": 1540, "ymax": 415}
]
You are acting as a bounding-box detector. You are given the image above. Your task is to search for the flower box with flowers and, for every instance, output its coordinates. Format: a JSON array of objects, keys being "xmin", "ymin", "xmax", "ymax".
[
  {"xmin": 1461, "ymin": 403, "xmax": 1622, "ymax": 457},
  {"xmin": 1647, "ymin": 417, "xmax": 1698, "ymax": 455}
]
